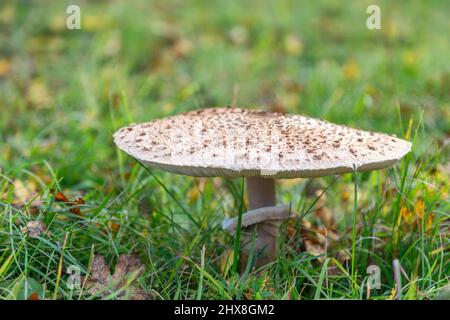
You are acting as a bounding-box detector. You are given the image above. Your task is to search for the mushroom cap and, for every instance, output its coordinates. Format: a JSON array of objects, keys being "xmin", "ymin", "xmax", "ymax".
[{"xmin": 113, "ymin": 107, "xmax": 412, "ymax": 179}]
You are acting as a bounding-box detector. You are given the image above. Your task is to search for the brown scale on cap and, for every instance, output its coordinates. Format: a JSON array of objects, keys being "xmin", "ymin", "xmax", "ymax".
[{"xmin": 113, "ymin": 107, "xmax": 412, "ymax": 179}]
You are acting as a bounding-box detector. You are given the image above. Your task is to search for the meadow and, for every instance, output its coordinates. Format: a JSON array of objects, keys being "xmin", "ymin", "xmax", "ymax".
[{"xmin": 0, "ymin": 0, "xmax": 448, "ymax": 299}]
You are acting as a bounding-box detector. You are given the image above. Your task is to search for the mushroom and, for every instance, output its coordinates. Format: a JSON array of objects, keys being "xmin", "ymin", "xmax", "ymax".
[
  {"xmin": 113, "ymin": 107, "xmax": 412, "ymax": 267},
  {"xmin": 222, "ymin": 205, "xmax": 294, "ymax": 268}
]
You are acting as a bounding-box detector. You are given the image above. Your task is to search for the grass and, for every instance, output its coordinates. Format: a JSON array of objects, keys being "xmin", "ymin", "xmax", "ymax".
[{"xmin": 0, "ymin": 0, "xmax": 449, "ymax": 300}]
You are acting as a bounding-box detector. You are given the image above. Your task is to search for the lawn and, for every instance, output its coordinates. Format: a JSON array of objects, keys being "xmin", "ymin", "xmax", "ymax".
[{"xmin": 0, "ymin": 0, "xmax": 448, "ymax": 300}]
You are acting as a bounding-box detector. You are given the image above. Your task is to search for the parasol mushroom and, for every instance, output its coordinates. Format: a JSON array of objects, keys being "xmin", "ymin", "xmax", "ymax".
[{"xmin": 113, "ymin": 107, "xmax": 412, "ymax": 267}]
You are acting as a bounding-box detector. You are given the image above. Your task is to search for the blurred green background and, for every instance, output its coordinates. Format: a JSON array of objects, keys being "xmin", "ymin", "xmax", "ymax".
[
  {"xmin": 1, "ymin": 0, "xmax": 449, "ymax": 186},
  {"xmin": 0, "ymin": 0, "xmax": 448, "ymax": 300}
]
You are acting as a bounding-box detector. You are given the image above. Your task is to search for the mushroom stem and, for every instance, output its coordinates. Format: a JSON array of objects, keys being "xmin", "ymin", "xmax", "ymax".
[
  {"xmin": 224, "ymin": 179, "xmax": 291, "ymax": 269},
  {"xmin": 246, "ymin": 177, "xmax": 276, "ymax": 209},
  {"xmin": 223, "ymin": 204, "xmax": 292, "ymax": 269},
  {"xmin": 240, "ymin": 178, "xmax": 284, "ymax": 268}
]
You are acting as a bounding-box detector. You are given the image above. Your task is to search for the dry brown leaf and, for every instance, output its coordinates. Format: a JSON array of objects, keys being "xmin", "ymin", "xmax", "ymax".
[
  {"xmin": 69, "ymin": 198, "xmax": 85, "ymax": 215},
  {"xmin": 287, "ymin": 208, "xmax": 345, "ymax": 267},
  {"xmin": 83, "ymin": 254, "xmax": 151, "ymax": 300},
  {"xmin": 300, "ymin": 220, "xmax": 326, "ymax": 261},
  {"xmin": 336, "ymin": 249, "xmax": 350, "ymax": 263},
  {"xmin": 108, "ymin": 221, "xmax": 120, "ymax": 233},
  {"xmin": 304, "ymin": 240, "xmax": 325, "ymax": 258},
  {"xmin": 27, "ymin": 292, "xmax": 39, "ymax": 300},
  {"xmin": 90, "ymin": 254, "xmax": 110, "ymax": 284},
  {"xmin": 298, "ymin": 215, "xmax": 343, "ymax": 263},
  {"xmin": 54, "ymin": 191, "xmax": 85, "ymax": 215},
  {"xmin": 287, "ymin": 224, "xmax": 296, "ymax": 238},
  {"xmin": 54, "ymin": 191, "xmax": 70, "ymax": 203},
  {"xmin": 244, "ymin": 287, "xmax": 254, "ymax": 300},
  {"xmin": 12, "ymin": 179, "xmax": 42, "ymax": 208},
  {"xmin": 21, "ymin": 220, "xmax": 48, "ymax": 238},
  {"xmin": 315, "ymin": 206, "xmax": 335, "ymax": 229},
  {"xmin": 111, "ymin": 254, "xmax": 145, "ymax": 286}
]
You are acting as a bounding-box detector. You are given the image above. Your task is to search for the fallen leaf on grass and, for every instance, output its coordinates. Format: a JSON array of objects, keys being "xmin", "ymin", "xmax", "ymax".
[
  {"xmin": 54, "ymin": 191, "xmax": 69, "ymax": 202},
  {"xmin": 244, "ymin": 287, "xmax": 254, "ymax": 300},
  {"xmin": 304, "ymin": 239, "xmax": 325, "ymax": 258},
  {"xmin": 83, "ymin": 254, "xmax": 152, "ymax": 300},
  {"xmin": 68, "ymin": 198, "xmax": 85, "ymax": 215},
  {"xmin": 12, "ymin": 179, "xmax": 42, "ymax": 208},
  {"xmin": 287, "ymin": 209, "xmax": 345, "ymax": 271},
  {"xmin": 27, "ymin": 292, "xmax": 39, "ymax": 300},
  {"xmin": 54, "ymin": 190, "xmax": 85, "ymax": 215},
  {"xmin": 21, "ymin": 220, "xmax": 48, "ymax": 238},
  {"xmin": 314, "ymin": 206, "xmax": 335, "ymax": 229},
  {"xmin": 299, "ymin": 220, "xmax": 328, "ymax": 261},
  {"xmin": 108, "ymin": 221, "xmax": 120, "ymax": 233}
]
